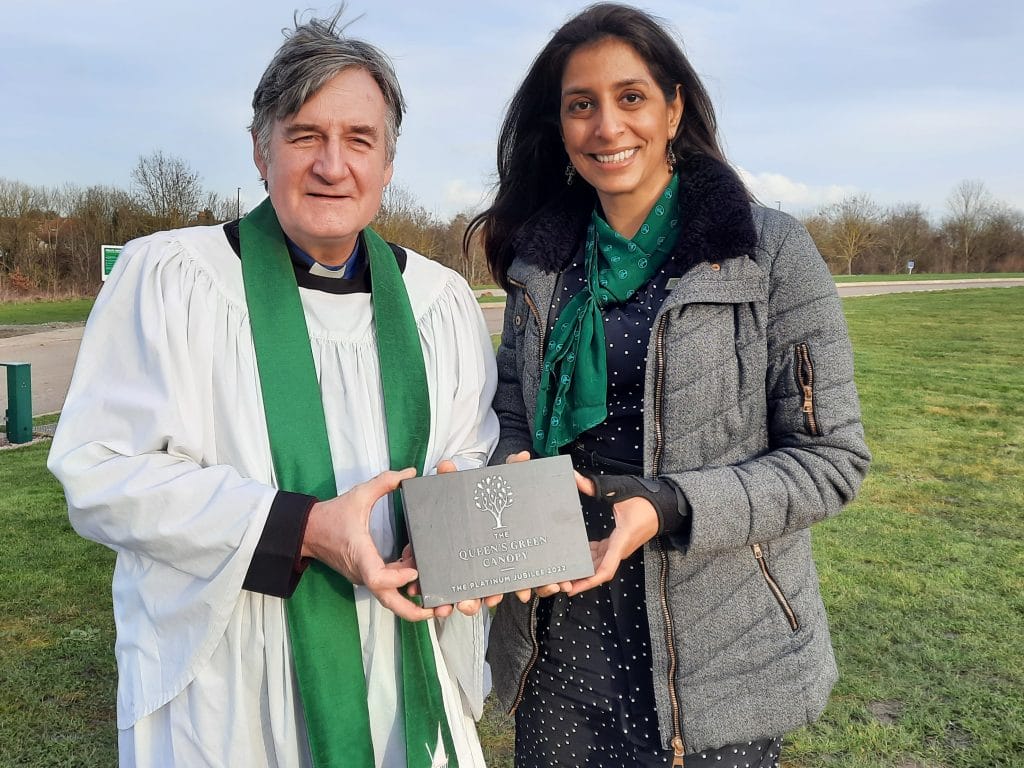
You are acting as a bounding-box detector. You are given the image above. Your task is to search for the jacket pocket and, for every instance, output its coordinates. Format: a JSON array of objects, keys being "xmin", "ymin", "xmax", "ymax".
[
  {"xmin": 752, "ymin": 543, "xmax": 799, "ymax": 632},
  {"xmin": 670, "ymin": 272, "xmax": 766, "ymax": 306},
  {"xmin": 794, "ymin": 342, "xmax": 820, "ymax": 436}
]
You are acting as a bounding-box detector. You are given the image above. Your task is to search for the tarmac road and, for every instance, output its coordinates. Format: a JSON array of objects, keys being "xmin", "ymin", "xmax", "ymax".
[
  {"xmin": 1, "ymin": 326, "xmax": 84, "ymax": 419},
  {"xmin": 2, "ymin": 278, "xmax": 1022, "ymax": 417},
  {"xmin": 477, "ymin": 278, "xmax": 1024, "ymax": 333}
]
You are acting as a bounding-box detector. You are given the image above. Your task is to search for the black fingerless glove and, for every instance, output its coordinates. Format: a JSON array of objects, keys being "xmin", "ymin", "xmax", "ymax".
[{"xmin": 587, "ymin": 474, "xmax": 691, "ymax": 536}]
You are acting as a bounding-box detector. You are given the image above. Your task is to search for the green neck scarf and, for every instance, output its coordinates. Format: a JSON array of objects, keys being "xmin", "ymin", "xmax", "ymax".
[
  {"xmin": 239, "ymin": 198, "xmax": 457, "ymax": 768},
  {"xmin": 533, "ymin": 174, "xmax": 681, "ymax": 456}
]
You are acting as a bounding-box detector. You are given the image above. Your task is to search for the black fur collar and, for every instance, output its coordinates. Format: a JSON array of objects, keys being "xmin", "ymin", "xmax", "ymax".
[{"xmin": 512, "ymin": 154, "xmax": 757, "ymax": 274}]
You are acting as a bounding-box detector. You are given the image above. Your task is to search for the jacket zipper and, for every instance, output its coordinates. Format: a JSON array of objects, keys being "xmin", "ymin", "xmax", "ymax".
[
  {"xmin": 752, "ymin": 543, "xmax": 799, "ymax": 631},
  {"xmin": 652, "ymin": 315, "xmax": 668, "ymax": 475},
  {"xmin": 653, "ymin": 314, "xmax": 686, "ymax": 765},
  {"xmin": 507, "ymin": 277, "xmax": 547, "ymax": 714},
  {"xmin": 508, "ymin": 278, "xmax": 547, "ymax": 374},
  {"xmin": 795, "ymin": 343, "xmax": 820, "ymax": 436},
  {"xmin": 508, "ymin": 595, "xmax": 541, "ymax": 713}
]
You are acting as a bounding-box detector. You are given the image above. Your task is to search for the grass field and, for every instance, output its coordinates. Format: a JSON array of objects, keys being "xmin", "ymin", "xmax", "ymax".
[
  {"xmin": 2, "ymin": 287, "xmax": 1022, "ymax": 766},
  {"xmin": 0, "ymin": 298, "xmax": 96, "ymax": 325},
  {"xmin": 786, "ymin": 288, "xmax": 1024, "ymax": 767},
  {"xmin": 0, "ymin": 442, "xmax": 117, "ymax": 765},
  {"xmin": 2, "ymin": 274, "xmax": 1022, "ymax": 324}
]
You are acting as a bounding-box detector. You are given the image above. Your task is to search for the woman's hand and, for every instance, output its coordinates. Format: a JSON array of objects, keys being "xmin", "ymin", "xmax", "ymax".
[{"xmin": 566, "ymin": 470, "xmax": 659, "ymax": 596}]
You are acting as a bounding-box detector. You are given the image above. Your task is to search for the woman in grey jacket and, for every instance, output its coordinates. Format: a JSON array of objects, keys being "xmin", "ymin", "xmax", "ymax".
[{"xmin": 466, "ymin": 4, "xmax": 871, "ymax": 767}]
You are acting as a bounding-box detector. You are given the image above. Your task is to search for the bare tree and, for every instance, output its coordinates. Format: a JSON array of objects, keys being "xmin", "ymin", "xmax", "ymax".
[
  {"xmin": 0, "ymin": 178, "xmax": 50, "ymax": 293},
  {"xmin": 66, "ymin": 185, "xmax": 148, "ymax": 289},
  {"xmin": 8, "ymin": 163, "xmax": 1019, "ymax": 298},
  {"xmin": 977, "ymin": 203, "xmax": 1024, "ymax": 272},
  {"xmin": 800, "ymin": 212, "xmax": 830, "ymax": 258},
  {"xmin": 878, "ymin": 203, "xmax": 931, "ymax": 274},
  {"xmin": 819, "ymin": 194, "xmax": 880, "ymax": 275},
  {"xmin": 943, "ymin": 180, "xmax": 992, "ymax": 272},
  {"xmin": 450, "ymin": 211, "xmax": 488, "ymax": 286},
  {"xmin": 373, "ymin": 184, "xmax": 443, "ymax": 257},
  {"xmin": 131, "ymin": 150, "xmax": 204, "ymax": 228},
  {"xmin": 192, "ymin": 191, "xmax": 245, "ymax": 226}
]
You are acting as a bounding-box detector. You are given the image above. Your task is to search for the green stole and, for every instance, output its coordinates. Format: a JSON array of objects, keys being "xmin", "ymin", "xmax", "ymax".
[
  {"xmin": 533, "ymin": 174, "xmax": 682, "ymax": 456},
  {"xmin": 239, "ymin": 198, "xmax": 457, "ymax": 768}
]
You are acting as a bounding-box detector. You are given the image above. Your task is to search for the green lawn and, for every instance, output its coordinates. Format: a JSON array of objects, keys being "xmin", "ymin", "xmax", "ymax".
[
  {"xmin": 0, "ymin": 441, "xmax": 117, "ymax": 765},
  {"xmin": 787, "ymin": 288, "xmax": 1024, "ymax": 767},
  {"xmin": 0, "ymin": 298, "xmax": 95, "ymax": 325},
  {"xmin": 2, "ymin": 287, "xmax": 1022, "ymax": 766},
  {"xmin": 2, "ymin": 276, "xmax": 1021, "ymax": 323}
]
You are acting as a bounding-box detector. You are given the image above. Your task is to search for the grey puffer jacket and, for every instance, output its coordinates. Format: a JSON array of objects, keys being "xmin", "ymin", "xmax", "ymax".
[{"xmin": 486, "ymin": 155, "xmax": 871, "ymax": 756}]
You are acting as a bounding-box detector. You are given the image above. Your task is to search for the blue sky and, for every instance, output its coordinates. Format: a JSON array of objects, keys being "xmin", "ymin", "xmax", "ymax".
[{"xmin": 2, "ymin": 0, "xmax": 1021, "ymax": 221}]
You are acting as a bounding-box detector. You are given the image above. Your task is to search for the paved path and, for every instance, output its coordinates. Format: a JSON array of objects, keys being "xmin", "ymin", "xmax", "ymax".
[
  {"xmin": 1, "ymin": 325, "xmax": 85, "ymax": 417},
  {"xmin": 3, "ymin": 279, "xmax": 1022, "ymax": 418},
  {"xmin": 835, "ymin": 277, "xmax": 1024, "ymax": 297},
  {"xmin": 480, "ymin": 278, "xmax": 1024, "ymax": 334}
]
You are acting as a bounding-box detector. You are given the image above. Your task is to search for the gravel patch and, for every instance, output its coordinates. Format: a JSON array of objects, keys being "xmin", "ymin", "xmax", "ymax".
[
  {"xmin": 0, "ymin": 422, "xmax": 56, "ymax": 449},
  {"xmin": 0, "ymin": 321, "xmax": 86, "ymax": 339}
]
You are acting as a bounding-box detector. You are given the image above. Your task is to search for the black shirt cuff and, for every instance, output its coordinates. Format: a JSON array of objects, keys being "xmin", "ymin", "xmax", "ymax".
[
  {"xmin": 585, "ymin": 473, "xmax": 692, "ymax": 539},
  {"xmin": 659, "ymin": 479, "xmax": 692, "ymax": 541},
  {"xmin": 242, "ymin": 491, "xmax": 317, "ymax": 598}
]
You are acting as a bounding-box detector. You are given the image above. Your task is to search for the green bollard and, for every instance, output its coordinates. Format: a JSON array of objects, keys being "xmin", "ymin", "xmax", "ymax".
[{"xmin": 3, "ymin": 362, "xmax": 33, "ymax": 444}]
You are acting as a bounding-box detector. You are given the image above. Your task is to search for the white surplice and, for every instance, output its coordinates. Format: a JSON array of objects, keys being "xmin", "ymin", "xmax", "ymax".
[{"xmin": 48, "ymin": 224, "xmax": 500, "ymax": 767}]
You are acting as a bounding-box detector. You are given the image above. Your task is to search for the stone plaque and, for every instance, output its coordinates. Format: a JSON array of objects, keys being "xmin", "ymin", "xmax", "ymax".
[{"xmin": 400, "ymin": 455, "xmax": 594, "ymax": 607}]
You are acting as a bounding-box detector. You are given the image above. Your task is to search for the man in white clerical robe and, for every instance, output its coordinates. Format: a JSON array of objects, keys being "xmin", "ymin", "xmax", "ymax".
[{"xmin": 48, "ymin": 11, "xmax": 498, "ymax": 768}]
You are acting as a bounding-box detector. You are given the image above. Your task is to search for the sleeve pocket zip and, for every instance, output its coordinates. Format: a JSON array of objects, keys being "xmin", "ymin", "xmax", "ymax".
[
  {"xmin": 795, "ymin": 342, "xmax": 820, "ymax": 436},
  {"xmin": 752, "ymin": 543, "xmax": 799, "ymax": 631}
]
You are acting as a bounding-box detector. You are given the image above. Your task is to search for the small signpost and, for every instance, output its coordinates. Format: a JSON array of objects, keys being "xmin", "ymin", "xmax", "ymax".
[
  {"xmin": 907, "ymin": 260, "xmax": 916, "ymax": 275},
  {"xmin": 101, "ymin": 244, "xmax": 123, "ymax": 281}
]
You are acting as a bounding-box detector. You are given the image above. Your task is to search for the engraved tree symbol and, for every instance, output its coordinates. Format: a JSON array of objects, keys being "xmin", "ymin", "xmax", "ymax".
[{"xmin": 474, "ymin": 474, "xmax": 514, "ymax": 529}]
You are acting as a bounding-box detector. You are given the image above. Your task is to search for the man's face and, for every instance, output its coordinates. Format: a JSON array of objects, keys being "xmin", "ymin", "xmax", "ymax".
[{"xmin": 253, "ymin": 67, "xmax": 394, "ymax": 266}]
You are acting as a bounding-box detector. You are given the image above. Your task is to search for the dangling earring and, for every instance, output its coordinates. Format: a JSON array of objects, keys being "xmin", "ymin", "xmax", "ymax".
[
  {"xmin": 565, "ymin": 163, "xmax": 576, "ymax": 185},
  {"xmin": 666, "ymin": 143, "xmax": 678, "ymax": 173}
]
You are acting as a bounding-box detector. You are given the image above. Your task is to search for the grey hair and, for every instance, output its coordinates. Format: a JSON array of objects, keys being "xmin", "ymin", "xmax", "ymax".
[{"xmin": 250, "ymin": 7, "xmax": 406, "ymax": 165}]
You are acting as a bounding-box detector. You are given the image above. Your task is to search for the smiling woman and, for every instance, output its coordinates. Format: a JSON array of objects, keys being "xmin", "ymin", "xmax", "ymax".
[
  {"xmin": 559, "ymin": 38, "xmax": 681, "ymax": 237},
  {"xmin": 468, "ymin": 3, "xmax": 870, "ymax": 767}
]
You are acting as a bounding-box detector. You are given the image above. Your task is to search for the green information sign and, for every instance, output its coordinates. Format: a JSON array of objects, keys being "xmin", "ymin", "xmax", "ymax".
[{"xmin": 101, "ymin": 245, "xmax": 123, "ymax": 281}]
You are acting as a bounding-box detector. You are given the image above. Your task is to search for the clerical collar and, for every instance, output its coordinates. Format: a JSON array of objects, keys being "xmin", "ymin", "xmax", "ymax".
[
  {"xmin": 222, "ymin": 219, "xmax": 408, "ymax": 295},
  {"xmin": 286, "ymin": 237, "xmax": 363, "ymax": 280}
]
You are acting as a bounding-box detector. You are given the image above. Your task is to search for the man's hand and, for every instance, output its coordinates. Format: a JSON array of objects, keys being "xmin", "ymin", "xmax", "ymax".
[
  {"xmin": 566, "ymin": 470, "xmax": 659, "ymax": 596},
  {"xmin": 301, "ymin": 467, "xmax": 434, "ymax": 622}
]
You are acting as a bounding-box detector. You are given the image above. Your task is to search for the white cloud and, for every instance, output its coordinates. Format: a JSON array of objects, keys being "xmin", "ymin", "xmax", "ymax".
[
  {"xmin": 736, "ymin": 168, "xmax": 858, "ymax": 214},
  {"xmin": 2, "ymin": 1, "xmax": 1021, "ymax": 223},
  {"xmin": 442, "ymin": 180, "xmax": 491, "ymax": 216}
]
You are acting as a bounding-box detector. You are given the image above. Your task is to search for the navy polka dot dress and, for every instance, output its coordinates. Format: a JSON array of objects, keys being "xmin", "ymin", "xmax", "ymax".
[{"xmin": 514, "ymin": 250, "xmax": 782, "ymax": 767}]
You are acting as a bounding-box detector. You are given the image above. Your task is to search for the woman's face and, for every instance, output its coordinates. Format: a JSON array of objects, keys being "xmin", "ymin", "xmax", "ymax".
[{"xmin": 560, "ymin": 37, "xmax": 682, "ymax": 209}]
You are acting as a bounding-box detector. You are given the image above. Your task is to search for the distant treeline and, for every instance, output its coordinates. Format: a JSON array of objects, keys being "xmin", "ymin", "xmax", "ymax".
[
  {"xmin": 801, "ymin": 180, "xmax": 1023, "ymax": 275},
  {"xmin": 1, "ymin": 151, "xmax": 1021, "ymax": 297}
]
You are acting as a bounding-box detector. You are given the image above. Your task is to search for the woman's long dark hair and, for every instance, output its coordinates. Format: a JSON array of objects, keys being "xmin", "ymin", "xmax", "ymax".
[{"xmin": 465, "ymin": 2, "xmax": 740, "ymax": 288}]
